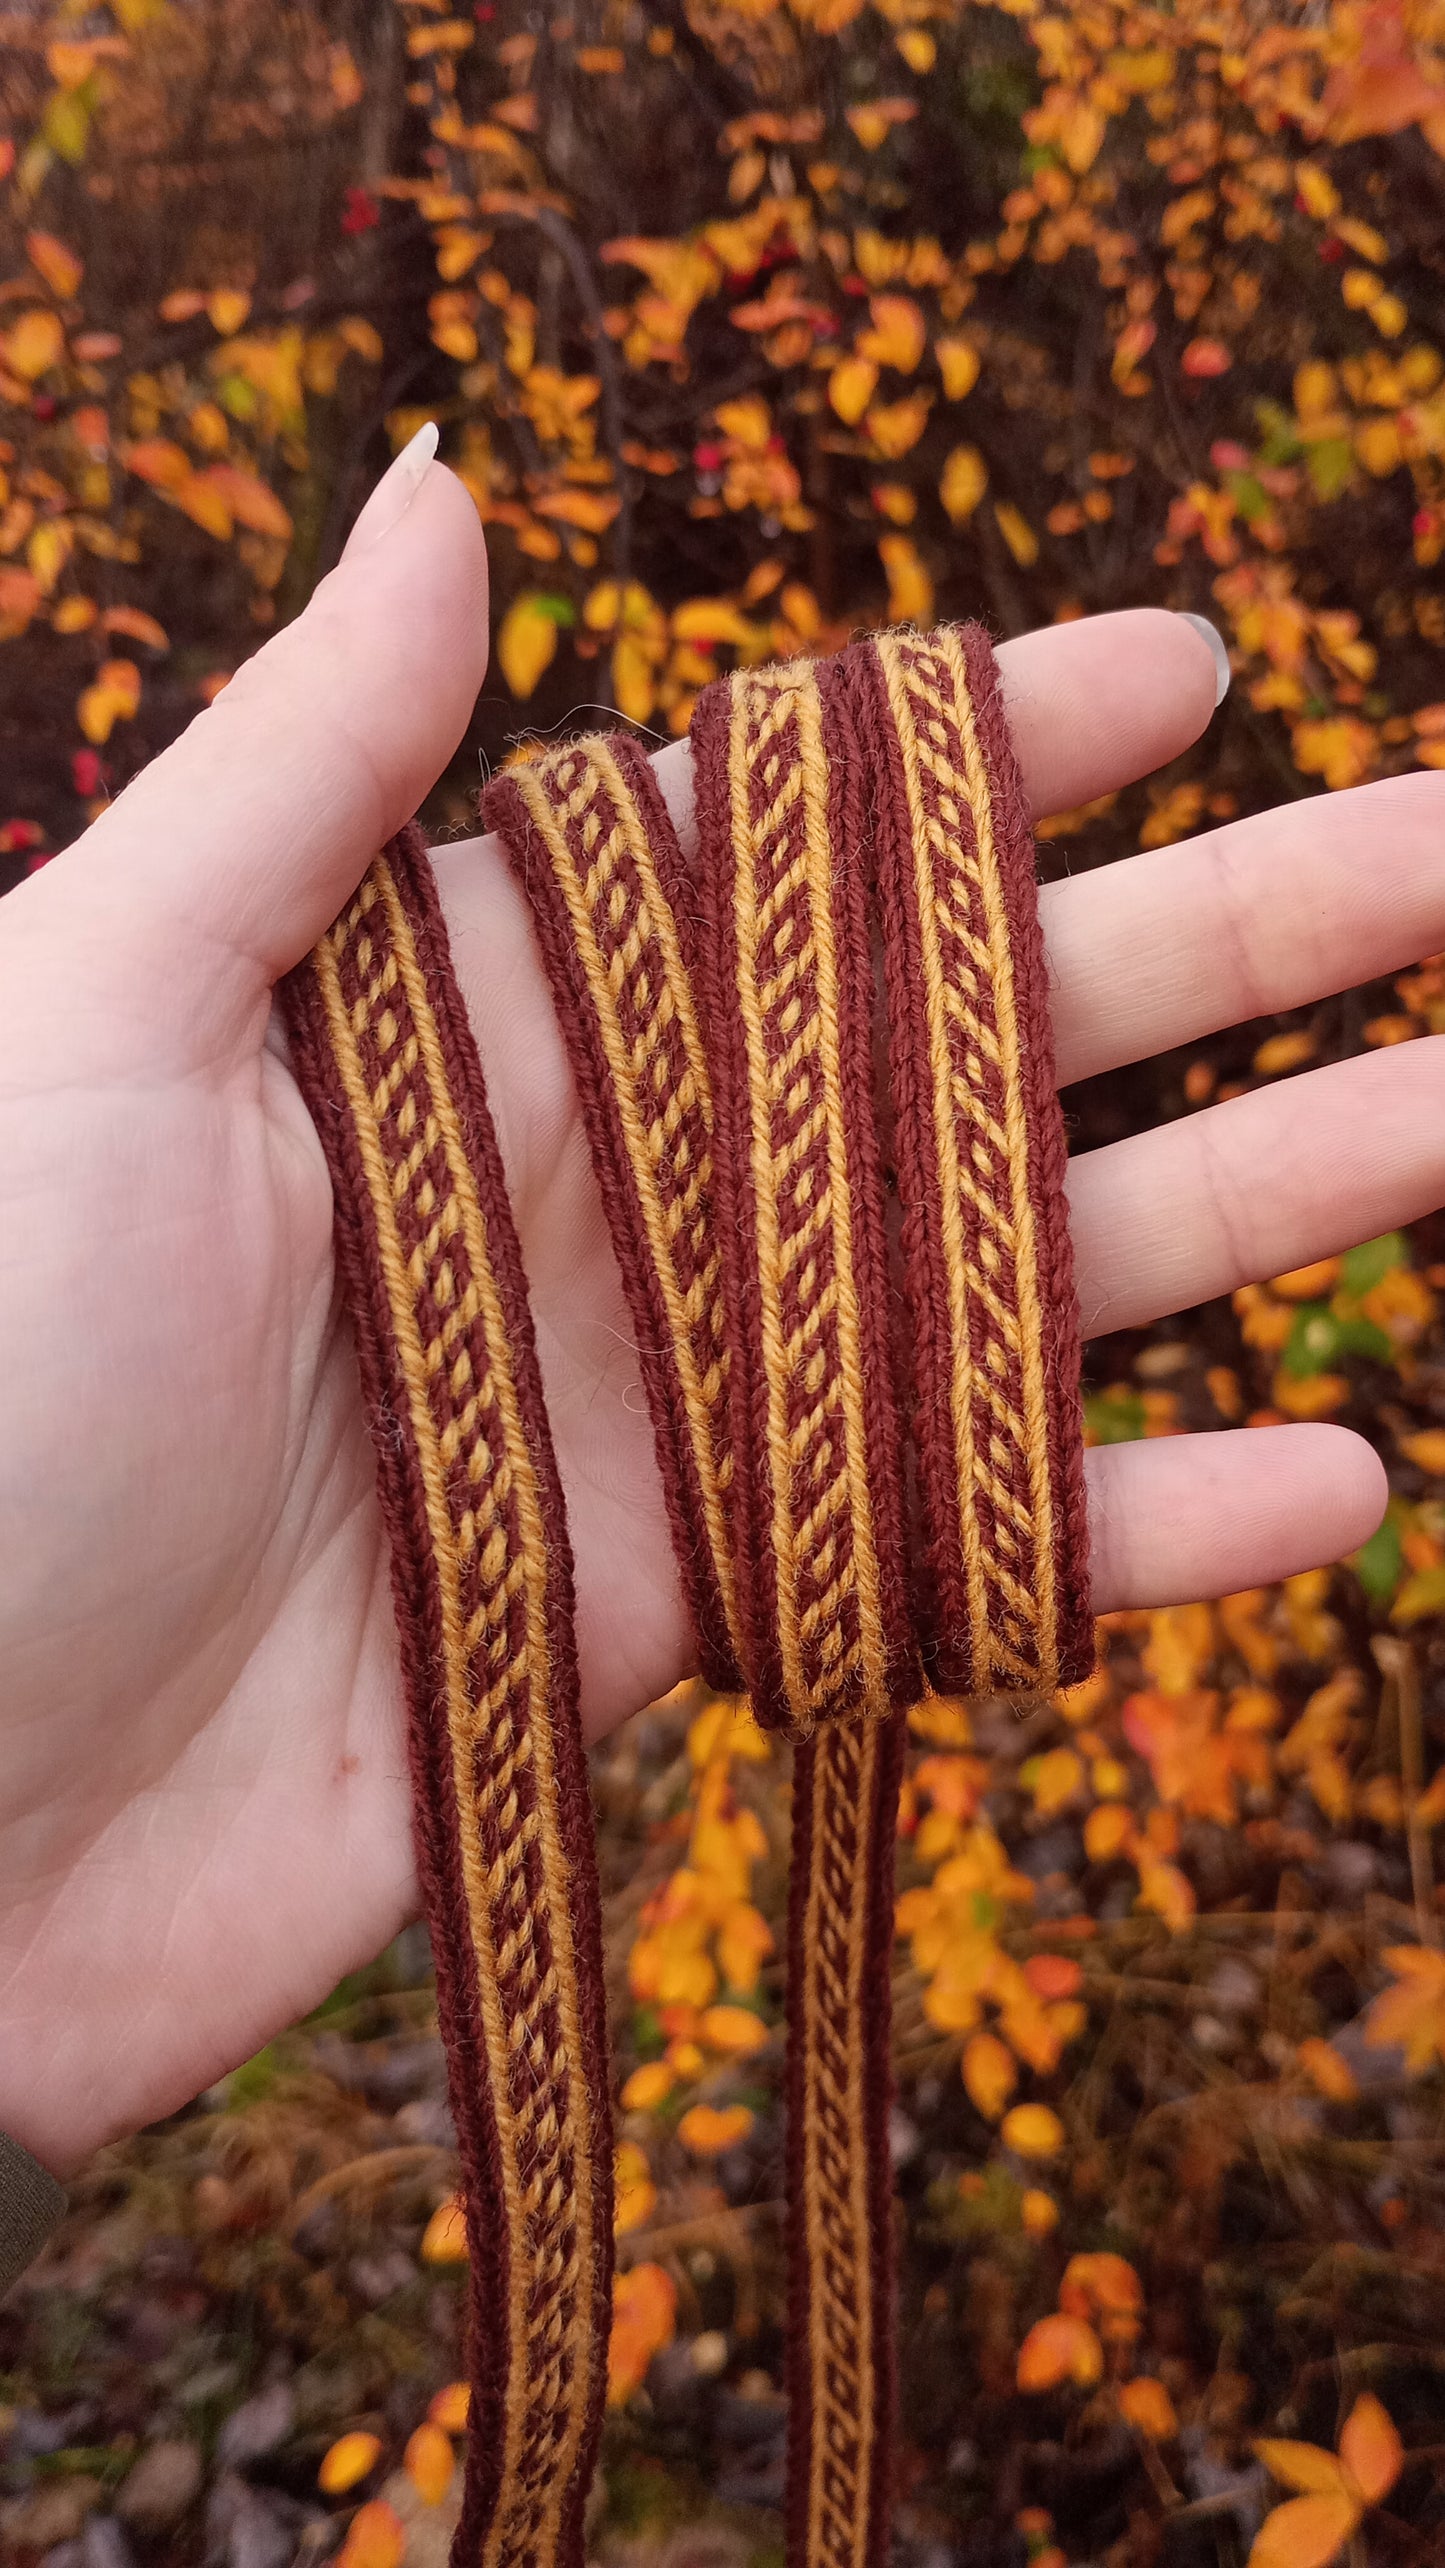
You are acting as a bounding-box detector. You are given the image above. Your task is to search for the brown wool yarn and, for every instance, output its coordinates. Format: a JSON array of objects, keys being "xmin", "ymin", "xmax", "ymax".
[{"xmin": 289, "ymin": 623, "xmax": 1092, "ymax": 2568}]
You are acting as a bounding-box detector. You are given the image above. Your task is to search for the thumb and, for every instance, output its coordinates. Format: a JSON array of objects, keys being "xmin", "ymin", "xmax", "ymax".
[{"xmin": 28, "ymin": 426, "xmax": 488, "ymax": 1032}]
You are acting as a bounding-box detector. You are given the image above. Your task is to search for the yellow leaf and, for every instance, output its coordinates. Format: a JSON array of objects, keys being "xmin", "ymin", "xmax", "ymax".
[
  {"xmin": 1017, "ymin": 2313, "xmax": 1103, "ymax": 2391},
  {"xmin": 1001, "ymin": 2103, "xmax": 1065, "ymax": 2159},
  {"xmin": 420, "ymin": 2195, "xmax": 469, "ymax": 2263},
  {"xmin": 1255, "ymin": 2442, "xmax": 1349, "ymax": 2498},
  {"xmin": 866, "ymin": 391, "xmax": 931, "ymax": 458},
  {"xmin": 700, "ymin": 2003, "xmax": 769, "ymax": 2056},
  {"xmin": 879, "ymin": 532, "xmax": 932, "ymax": 626},
  {"xmin": 1108, "ymin": 46, "xmax": 1175, "ymax": 93},
  {"xmin": 961, "ymin": 2029, "xmax": 1016, "ymax": 2121},
  {"xmin": 404, "ymin": 2421, "xmax": 454, "ymax": 2506},
  {"xmin": 25, "ymin": 232, "xmax": 82, "ymax": 300},
  {"xmin": 52, "ymin": 595, "xmax": 95, "ymax": 634},
  {"xmin": 1022, "ymin": 1746, "xmax": 1083, "ymax": 1817},
  {"xmin": 993, "ymin": 500, "xmax": 1038, "ymax": 566},
  {"xmin": 715, "ymin": 394, "xmax": 772, "ymax": 450},
  {"xmin": 338, "ymin": 2499, "xmax": 406, "ymax": 2568},
  {"xmin": 940, "ymin": 443, "xmax": 987, "ymax": 524},
  {"xmin": 27, "ymin": 522, "xmax": 71, "ymax": 597},
  {"xmin": 1119, "ymin": 2378, "xmax": 1178, "ymax": 2439},
  {"xmin": 607, "ymin": 2264, "xmax": 677, "ymax": 2406},
  {"xmin": 208, "ymin": 290, "xmax": 252, "ymax": 337},
  {"xmin": 672, "ymin": 599, "xmax": 757, "ymax": 647},
  {"xmin": 858, "ymin": 293, "xmax": 926, "ymax": 373},
  {"xmin": 428, "ymin": 2382, "xmax": 469, "ymax": 2432},
  {"xmin": 1339, "ymin": 2393, "xmax": 1403, "ymax": 2506},
  {"xmin": 498, "ymin": 595, "xmax": 560, "ymax": 700},
  {"xmin": 828, "ymin": 355, "xmax": 878, "ymax": 425},
  {"xmin": 2, "ymin": 309, "xmax": 64, "ymax": 382},
  {"xmin": 318, "ymin": 2433, "xmax": 382, "ymax": 2495},
  {"xmin": 895, "ymin": 28, "xmax": 935, "ymax": 72},
  {"xmin": 1246, "ymin": 2492, "xmax": 1361, "ymax": 2568},
  {"xmin": 936, "ymin": 335, "xmax": 980, "ymax": 400},
  {"xmin": 1295, "ymin": 163, "xmax": 1340, "ymax": 221},
  {"xmin": 677, "ymin": 2103, "xmax": 754, "ymax": 2157}
]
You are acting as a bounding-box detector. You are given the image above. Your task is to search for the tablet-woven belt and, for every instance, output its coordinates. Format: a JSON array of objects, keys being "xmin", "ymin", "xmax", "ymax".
[
  {"xmin": 284, "ymin": 831, "xmax": 611, "ymax": 2568},
  {"xmin": 291, "ymin": 620, "xmax": 1091, "ymax": 2568}
]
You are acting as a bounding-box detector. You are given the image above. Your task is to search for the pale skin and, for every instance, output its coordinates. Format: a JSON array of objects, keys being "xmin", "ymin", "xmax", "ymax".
[{"xmin": 5, "ymin": 440, "xmax": 1440, "ymax": 2180}]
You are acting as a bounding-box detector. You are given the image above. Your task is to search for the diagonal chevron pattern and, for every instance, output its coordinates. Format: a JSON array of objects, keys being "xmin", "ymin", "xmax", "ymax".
[
  {"xmin": 284, "ymin": 834, "xmax": 611, "ymax": 2568},
  {"xmin": 289, "ymin": 623, "xmax": 1089, "ymax": 2568}
]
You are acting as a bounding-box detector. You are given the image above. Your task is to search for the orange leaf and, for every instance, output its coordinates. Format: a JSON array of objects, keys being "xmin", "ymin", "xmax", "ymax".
[
  {"xmin": 1296, "ymin": 2037, "xmax": 1358, "ymax": 2102},
  {"xmin": 318, "ymin": 2432, "xmax": 382, "ymax": 2495},
  {"xmin": 338, "ymin": 2499, "xmax": 406, "ymax": 2568},
  {"xmin": 828, "ymin": 356, "xmax": 878, "ymax": 425},
  {"xmin": 197, "ymin": 464, "xmax": 292, "ymax": 541},
  {"xmin": 420, "ymin": 2195, "xmax": 469, "ymax": 2263},
  {"xmin": 121, "ymin": 438, "xmax": 192, "ymax": 493},
  {"xmin": 961, "ymin": 2030, "xmax": 1016, "ymax": 2121},
  {"xmin": 1182, "ymin": 337, "xmax": 1232, "ymax": 378},
  {"xmin": 428, "ymin": 2382, "xmax": 470, "ymax": 2432},
  {"xmin": 25, "ymin": 232, "xmax": 82, "ymax": 300},
  {"xmin": 1255, "ymin": 2442, "xmax": 1349, "ymax": 2498},
  {"xmin": 1246, "ymin": 2492, "xmax": 1361, "ymax": 2568},
  {"xmin": 607, "ymin": 2262, "xmax": 677, "ymax": 2405},
  {"xmin": 102, "ymin": 605, "xmax": 168, "ymax": 651},
  {"xmin": 677, "ymin": 2102, "xmax": 754, "ymax": 2157},
  {"xmin": 699, "ymin": 2004, "xmax": 769, "ymax": 2057},
  {"xmin": 1339, "ymin": 2393, "xmax": 1403, "ymax": 2505},
  {"xmin": 1061, "ymin": 2252, "xmax": 1143, "ymax": 2319},
  {"xmin": 1119, "ymin": 2377, "xmax": 1178, "ymax": 2440},
  {"xmin": 1017, "ymin": 2313, "xmax": 1103, "ymax": 2392},
  {"xmin": 404, "ymin": 2421, "xmax": 454, "ymax": 2507}
]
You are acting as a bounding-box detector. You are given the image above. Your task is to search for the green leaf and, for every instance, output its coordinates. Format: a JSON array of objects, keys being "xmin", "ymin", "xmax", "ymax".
[
  {"xmin": 1225, "ymin": 471, "xmax": 1272, "ymax": 523},
  {"xmin": 1353, "ymin": 1515, "xmax": 1403, "ymax": 1603},
  {"xmin": 1084, "ymin": 1388, "xmax": 1146, "ymax": 1443},
  {"xmin": 1283, "ymin": 1303, "xmax": 1343, "ymax": 1378},
  {"xmin": 1306, "ymin": 436, "xmax": 1355, "ymax": 501},
  {"xmin": 534, "ymin": 592, "xmax": 578, "ymax": 627},
  {"xmin": 1335, "ymin": 1314, "xmax": 1394, "ymax": 1365},
  {"xmin": 1341, "ymin": 1232, "xmax": 1409, "ymax": 1294},
  {"xmin": 216, "ymin": 371, "xmax": 261, "ymax": 422},
  {"xmin": 631, "ymin": 2004, "xmax": 665, "ymax": 2059},
  {"xmin": 1254, "ymin": 398, "xmax": 1303, "ymax": 464}
]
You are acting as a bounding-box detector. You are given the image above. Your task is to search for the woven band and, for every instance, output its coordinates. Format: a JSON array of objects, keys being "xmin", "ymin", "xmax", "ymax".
[
  {"xmin": 291, "ymin": 623, "xmax": 1090, "ymax": 2568},
  {"xmin": 283, "ymin": 832, "xmax": 611, "ymax": 2568}
]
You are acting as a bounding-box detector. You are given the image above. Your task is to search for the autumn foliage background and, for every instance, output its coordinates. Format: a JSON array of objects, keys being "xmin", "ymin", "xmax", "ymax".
[{"xmin": 7, "ymin": 2, "xmax": 1445, "ymax": 2565}]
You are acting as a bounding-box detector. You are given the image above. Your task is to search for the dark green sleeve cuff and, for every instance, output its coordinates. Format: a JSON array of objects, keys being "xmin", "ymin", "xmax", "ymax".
[{"xmin": 0, "ymin": 2130, "xmax": 67, "ymax": 2297}]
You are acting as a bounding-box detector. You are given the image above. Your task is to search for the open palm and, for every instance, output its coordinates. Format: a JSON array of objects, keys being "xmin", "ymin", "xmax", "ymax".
[{"xmin": 1, "ymin": 451, "xmax": 1434, "ymax": 2176}]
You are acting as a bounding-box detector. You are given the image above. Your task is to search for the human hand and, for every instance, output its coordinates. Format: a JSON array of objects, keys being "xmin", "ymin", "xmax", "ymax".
[{"xmin": 2, "ymin": 442, "xmax": 1431, "ymax": 2175}]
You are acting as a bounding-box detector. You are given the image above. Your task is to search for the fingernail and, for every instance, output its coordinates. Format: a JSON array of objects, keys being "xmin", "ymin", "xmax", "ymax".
[
  {"xmin": 1177, "ymin": 610, "xmax": 1231, "ymax": 708},
  {"xmin": 344, "ymin": 421, "xmax": 440, "ymax": 556}
]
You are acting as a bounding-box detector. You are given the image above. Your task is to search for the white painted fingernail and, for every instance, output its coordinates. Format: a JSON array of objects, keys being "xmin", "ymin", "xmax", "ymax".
[
  {"xmin": 1177, "ymin": 611, "xmax": 1231, "ymax": 708},
  {"xmin": 344, "ymin": 421, "xmax": 440, "ymax": 556}
]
